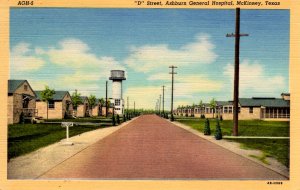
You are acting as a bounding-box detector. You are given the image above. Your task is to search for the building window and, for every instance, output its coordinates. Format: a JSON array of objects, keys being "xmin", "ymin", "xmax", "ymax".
[
  {"xmin": 48, "ymin": 100, "xmax": 55, "ymax": 109},
  {"xmin": 249, "ymin": 107, "xmax": 253, "ymax": 113},
  {"xmin": 224, "ymin": 107, "xmax": 228, "ymax": 113},
  {"xmin": 228, "ymin": 107, "xmax": 233, "ymax": 113},
  {"xmin": 24, "ymin": 85, "xmax": 28, "ymax": 91},
  {"xmin": 115, "ymin": 99, "xmax": 120, "ymax": 106}
]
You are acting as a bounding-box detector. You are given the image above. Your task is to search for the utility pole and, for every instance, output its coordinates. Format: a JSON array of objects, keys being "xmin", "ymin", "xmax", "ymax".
[
  {"xmin": 134, "ymin": 101, "xmax": 135, "ymax": 115},
  {"xmin": 105, "ymin": 81, "xmax": 108, "ymax": 118},
  {"xmin": 159, "ymin": 94, "xmax": 161, "ymax": 115},
  {"xmin": 127, "ymin": 96, "xmax": 129, "ymax": 116},
  {"xmin": 169, "ymin": 65, "xmax": 177, "ymax": 121},
  {"xmin": 162, "ymin": 85, "xmax": 165, "ymax": 115},
  {"xmin": 226, "ymin": 8, "xmax": 249, "ymax": 136}
]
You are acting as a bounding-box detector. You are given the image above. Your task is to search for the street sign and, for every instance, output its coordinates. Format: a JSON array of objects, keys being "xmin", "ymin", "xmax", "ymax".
[{"xmin": 61, "ymin": 122, "xmax": 74, "ymax": 145}]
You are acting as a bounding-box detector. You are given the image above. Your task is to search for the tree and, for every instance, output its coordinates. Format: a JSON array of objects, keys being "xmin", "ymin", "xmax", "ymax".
[
  {"xmin": 103, "ymin": 99, "xmax": 111, "ymax": 117},
  {"xmin": 116, "ymin": 114, "xmax": 120, "ymax": 124},
  {"xmin": 88, "ymin": 95, "xmax": 96, "ymax": 116},
  {"xmin": 199, "ymin": 100, "xmax": 203, "ymax": 115},
  {"xmin": 112, "ymin": 115, "xmax": 116, "ymax": 126},
  {"xmin": 215, "ymin": 120, "xmax": 222, "ymax": 140},
  {"xmin": 98, "ymin": 98, "xmax": 105, "ymax": 116},
  {"xmin": 71, "ymin": 90, "xmax": 82, "ymax": 111},
  {"xmin": 40, "ymin": 85, "xmax": 55, "ymax": 120},
  {"xmin": 191, "ymin": 103, "xmax": 196, "ymax": 117},
  {"xmin": 204, "ymin": 118, "xmax": 211, "ymax": 135},
  {"xmin": 210, "ymin": 98, "xmax": 217, "ymax": 118}
]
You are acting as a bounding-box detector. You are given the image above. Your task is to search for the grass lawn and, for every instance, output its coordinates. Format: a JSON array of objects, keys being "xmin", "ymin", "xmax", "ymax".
[
  {"xmin": 8, "ymin": 123, "xmax": 111, "ymax": 160},
  {"xmin": 227, "ymin": 138, "xmax": 289, "ymax": 167},
  {"xmin": 177, "ymin": 118, "xmax": 289, "ymax": 137},
  {"xmin": 46, "ymin": 117, "xmax": 114, "ymax": 123},
  {"xmin": 177, "ymin": 118, "xmax": 289, "ymax": 167}
]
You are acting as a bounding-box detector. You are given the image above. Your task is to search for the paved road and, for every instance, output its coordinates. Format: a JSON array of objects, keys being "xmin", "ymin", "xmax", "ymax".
[{"xmin": 41, "ymin": 115, "xmax": 286, "ymax": 179}]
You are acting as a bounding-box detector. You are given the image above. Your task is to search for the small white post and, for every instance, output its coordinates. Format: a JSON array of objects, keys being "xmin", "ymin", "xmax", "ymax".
[{"xmin": 62, "ymin": 122, "xmax": 74, "ymax": 145}]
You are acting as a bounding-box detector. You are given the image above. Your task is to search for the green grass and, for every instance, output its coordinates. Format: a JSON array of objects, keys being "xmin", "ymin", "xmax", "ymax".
[
  {"xmin": 229, "ymin": 138, "xmax": 289, "ymax": 167},
  {"xmin": 177, "ymin": 118, "xmax": 290, "ymax": 167},
  {"xmin": 177, "ymin": 118, "xmax": 289, "ymax": 137},
  {"xmin": 8, "ymin": 123, "xmax": 111, "ymax": 159},
  {"xmin": 46, "ymin": 117, "xmax": 114, "ymax": 123}
]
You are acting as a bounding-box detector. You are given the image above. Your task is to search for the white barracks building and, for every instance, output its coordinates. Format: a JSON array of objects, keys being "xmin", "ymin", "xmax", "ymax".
[{"xmin": 109, "ymin": 70, "xmax": 126, "ymax": 115}]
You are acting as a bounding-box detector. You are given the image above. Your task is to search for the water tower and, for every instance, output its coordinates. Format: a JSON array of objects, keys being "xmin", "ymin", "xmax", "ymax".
[{"xmin": 109, "ymin": 70, "xmax": 126, "ymax": 115}]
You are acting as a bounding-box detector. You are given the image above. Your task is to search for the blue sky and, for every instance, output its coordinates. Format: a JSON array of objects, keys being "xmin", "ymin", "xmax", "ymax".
[{"xmin": 10, "ymin": 8, "xmax": 289, "ymax": 109}]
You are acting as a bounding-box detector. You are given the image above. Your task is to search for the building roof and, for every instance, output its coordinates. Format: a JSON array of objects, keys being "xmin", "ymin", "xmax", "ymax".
[
  {"xmin": 79, "ymin": 96, "xmax": 88, "ymax": 103},
  {"xmin": 35, "ymin": 91, "xmax": 70, "ymax": 101},
  {"xmin": 8, "ymin": 80, "xmax": 36, "ymax": 97},
  {"xmin": 8, "ymin": 80, "xmax": 27, "ymax": 93},
  {"xmin": 239, "ymin": 97, "xmax": 289, "ymax": 108},
  {"xmin": 216, "ymin": 101, "xmax": 232, "ymax": 106},
  {"xmin": 281, "ymin": 93, "xmax": 290, "ymax": 96}
]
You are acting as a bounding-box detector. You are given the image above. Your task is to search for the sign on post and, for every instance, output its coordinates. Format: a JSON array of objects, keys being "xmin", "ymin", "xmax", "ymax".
[{"xmin": 61, "ymin": 122, "xmax": 74, "ymax": 145}]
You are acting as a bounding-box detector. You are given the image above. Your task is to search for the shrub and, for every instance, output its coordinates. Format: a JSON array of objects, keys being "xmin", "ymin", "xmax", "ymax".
[
  {"xmin": 185, "ymin": 113, "xmax": 188, "ymax": 117},
  {"xmin": 19, "ymin": 112, "xmax": 25, "ymax": 124},
  {"xmin": 204, "ymin": 119, "xmax": 211, "ymax": 135},
  {"xmin": 116, "ymin": 115, "xmax": 120, "ymax": 124},
  {"xmin": 170, "ymin": 114, "xmax": 174, "ymax": 121},
  {"xmin": 214, "ymin": 120, "xmax": 222, "ymax": 140},
  {"xmin": 112, "ymin": 115, "xmax": 116, "ymax": 126},
  {"xmin": 220, "ymin": 115, "xmax": 223, "ymax": 121}
]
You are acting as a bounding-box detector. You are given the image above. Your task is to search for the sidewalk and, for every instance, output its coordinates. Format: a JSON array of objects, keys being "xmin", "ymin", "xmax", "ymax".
[
  {"xmin": 172, "ymin": 121, "xmax": 289, "ymax": 178},
  {"xmin": 8, "ymin": 118, "xmax": 137, "ymax": 179}
]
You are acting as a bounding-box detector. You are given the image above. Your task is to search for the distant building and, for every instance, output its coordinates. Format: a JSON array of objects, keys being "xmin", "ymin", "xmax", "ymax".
[
  {"xmin": 75, "ymin": 96, "xmax": 89, "ymax": 117},
  {"xmin": 175, "ymin": 93, "xmax": 290, "ymax": 121},
  {"xmin": 35, "ymin": 91, "xmax": 73, "ymax": 119},
  {"xmin": 7, "ymin": 80, "xmax": 37, "ymax": 124},
  {"xmin": 109, "ymin": 70, "xmax": 126, "ymax": 115}
]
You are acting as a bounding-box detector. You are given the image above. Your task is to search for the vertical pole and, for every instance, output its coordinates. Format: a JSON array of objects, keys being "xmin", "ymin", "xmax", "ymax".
[
  {"xmin": 159, "ymin": 95, "xmax": 161, "ymax": 115},
  {"xmin": 169, "ymin": 66, "xmax": 177, "ymax": 121},
  {"xmin": 162, "ymin": 86, "xmax": 165, "ymax": 115},
  {"xmin": 105, "ymin": 81, "xmax": 108, "ymax": 117},
  {"xmin": 171, "ymin": 67, "xmax": 174, "ymax": 120},
  {"xmin": 127, "ymin": 96, "xmax": 129, "ymax": 117},
  {"xmin": 66, "ymin": 125, "xmax": 69, "ymax": 142},
  {"xmin": 233, "ymin": 8, "xmax": 240, "ymax": 136},
  {"xmin": 127, "ymin": 96, "xmax": 129, "ymax": 111}
]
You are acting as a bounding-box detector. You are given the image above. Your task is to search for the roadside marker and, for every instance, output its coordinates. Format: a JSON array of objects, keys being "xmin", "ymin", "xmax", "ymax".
[{"xmin": 61, "ymin": 122, "xmax": 74, "ymax": 145}]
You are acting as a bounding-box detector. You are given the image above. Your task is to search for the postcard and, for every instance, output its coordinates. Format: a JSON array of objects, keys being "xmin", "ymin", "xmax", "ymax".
[{"xmin": 0, "ymin": 0, "xmax": 299, "ymax": 190}]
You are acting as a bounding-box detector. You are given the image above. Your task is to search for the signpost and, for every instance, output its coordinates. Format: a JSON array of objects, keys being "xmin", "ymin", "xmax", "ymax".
[{"xmin": 61, "ymin": 122, "xmax": 74, "ymax": 145}]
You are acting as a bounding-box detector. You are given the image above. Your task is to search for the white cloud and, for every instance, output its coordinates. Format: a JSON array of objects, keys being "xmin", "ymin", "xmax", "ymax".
[
  {"xmin": 148, "ymin": 73, "xmax": 223, "ymax": 94},
  {"xmin": 125, "ymin": 34, "xmax": 217, "ymax": 73},
  {"xmin": 10, "ymin": 39, "xmax": 125, "ymax": 97},
  {"xmin": 10, "ymin": 42, "xmax": 45, "ymax": 72},
  {"xmin": 223, "ymin": 60, "xmax": 286, "ymax": 95}
]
